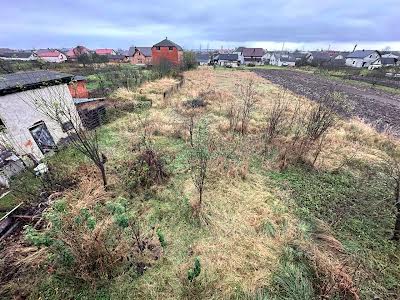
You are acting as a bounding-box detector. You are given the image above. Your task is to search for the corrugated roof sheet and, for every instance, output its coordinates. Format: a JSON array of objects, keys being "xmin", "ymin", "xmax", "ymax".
[
  {"xmin": 0, "ymin": 70, "xmax": 73, "ymax": 95},
  {"xmin": 217, "ymin": 53, "xmax": 238, "ymax": 61}
]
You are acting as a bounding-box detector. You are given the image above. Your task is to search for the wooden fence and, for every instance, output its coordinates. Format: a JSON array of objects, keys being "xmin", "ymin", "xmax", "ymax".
[{"xmin": 163, "ymin": 75, "xmax": 185, "ymax": 100}]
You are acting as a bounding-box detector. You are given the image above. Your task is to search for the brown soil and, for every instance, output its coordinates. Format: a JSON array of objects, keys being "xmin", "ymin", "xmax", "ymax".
[{"xmin": 254, "ymin": 69, "xmax": 400, "ymax": 133}]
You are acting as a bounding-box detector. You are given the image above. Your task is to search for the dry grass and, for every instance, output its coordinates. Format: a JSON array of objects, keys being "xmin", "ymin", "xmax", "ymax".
[{"xmin": 182, "ymin": 174, "xmax": 298, "ymax": 298}]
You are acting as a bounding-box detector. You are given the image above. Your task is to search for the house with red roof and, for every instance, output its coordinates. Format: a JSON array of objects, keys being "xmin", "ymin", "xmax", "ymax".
[
  {"xmin": 151, "ymin": 38, "xmax": 183, "ymax": 66},
  {"xmin": 36, "ymin": 49, "xmax": 67, "ymax": 63},
  {"xmin": 65, "ymin": 46, "xmax": 90, "ymax": 61},
  {"xmin": 95, "ymin": 49, "xmax": 117, "ymax": 56}
]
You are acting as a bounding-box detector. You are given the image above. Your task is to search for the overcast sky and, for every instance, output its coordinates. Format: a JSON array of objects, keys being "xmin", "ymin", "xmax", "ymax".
[{"xmin": 1, "ymin": 0, "xmax": 399, "ymax": 51}]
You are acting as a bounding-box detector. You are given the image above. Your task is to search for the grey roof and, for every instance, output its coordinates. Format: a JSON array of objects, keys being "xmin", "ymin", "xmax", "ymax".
[
  {"xmin": 234, "ymin": 47, "xmax": 245, "ymax": 53},
  {"xmin": 346, "ymin": 50, "xmax": 378, "ymax": 59},
  {"xmin": 153, "ymin": 38, "xmax": 183, "ymax": 51},
  {"xmin": 0, "ymin": 70, "xmax": 73, "ymax": 96},
  {"xmin": 128, "ymin": 46, "xmax": 152, "ymax": 57},
  {"xmin": 73, "ymin": 75, "xmax": 86, "ymax": 81},
  {"xmin": 196, "ymin": 53, "xmax": 210, "ymax": 62},
  {"xmin": 311, "ymin": 51, "xmax": 334, "ymax": 61},
  {"xmin": 243, "ymin": 48, "xmax": 265, "ymax": 57},
  {"xmin": 381, "ymin": 57, "xmax": 397, "ymax": 65},
  {"xmin": 216, "ymin": 53, "xmax": 239, "ymax": 61},
  {"xmin": 0, "ymin": 51, "xmax": 34, "ymax": 59}
]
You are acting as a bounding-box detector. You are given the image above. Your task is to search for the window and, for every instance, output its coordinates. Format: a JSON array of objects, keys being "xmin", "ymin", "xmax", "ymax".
[
  {"xmin": 156, "ymin": 47, "xmax": 161, "ymax": 51},
  {"xmin": 369, "ymin": 55, "xmax": 372, "ymax": 58},
  {"xmin": 169, "ymin": 47, "xmax": 173, "ymax": 51},
  {"xmin": 353, "ymin": 61, "xmax": 355, "ymax": 64}
]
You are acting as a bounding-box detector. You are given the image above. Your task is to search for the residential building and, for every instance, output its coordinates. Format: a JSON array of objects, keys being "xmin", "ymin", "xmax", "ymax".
[
  {"xmin": 195, "ymin": 53, "xmax": 210, "ymax": 65},
  {"xmin": 36, "ymin": 49, "xmax": 67, "ymax": 63},
  {"xmin": 270, "ymin": 53, "xmax": 296, "ymax": 67},
  {"xmin": 308, "ymin": 51, "xmax": 336, "ymax": 65},
  {"xmin": 0, "ymin": 51, "xmax": 37, "ymax": 61},
  {"xmin": 214, "ymin": 53, "xmax": 240, "ymax": 67},
  {"xmin": 242, "ymin": 48, "xmax": 265, "ymax": 65},
  {"xmin": 0, "ymin": 71, "xmax": 78, "ymax": 161},
  {"xmin": 152, "ymin": 38, "xmax": 183, "ymax": 65},
  {"xmin": 107, "ymin": 54, "xmax": 127, "ymax": 63},
  {"xmin": 345, "ymin": 50, "xmax": 381, "ymax": 68},
  {"xmin": 95, "ymin": 49, "xmax": 117, "ymax": 56},
  {"xmin": 369, "ymin": 57, "xmax": 398, "ymax": 70},
  {"xmin": 65, "ymin": 46, "xmax": 90, "ymax": 61},
  {"xmin": 129, "ymin": 47, "xmax": 152, "ymax": 65}
]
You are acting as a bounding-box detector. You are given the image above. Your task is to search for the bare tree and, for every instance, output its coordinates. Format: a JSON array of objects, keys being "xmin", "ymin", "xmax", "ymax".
[
  {"xmin": 188, "ymin": 120, "xmax": 212, "ymax": 209},
  {"xmin": 21, "ymin": 81, "xmax": 108, "ymax": 187},
  {"xmin": 236, "ymin": 75, "xmax": 259, "ymax": 135}
]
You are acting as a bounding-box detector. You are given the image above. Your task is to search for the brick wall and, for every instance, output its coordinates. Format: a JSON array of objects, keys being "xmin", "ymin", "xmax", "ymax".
[
  {"xmin": 68, "ymin": 80, "xmax": 89, "ymax": 98},
  {"xmin": 152, "ymin": 46, "xmax": 183, "ymax": 65}
]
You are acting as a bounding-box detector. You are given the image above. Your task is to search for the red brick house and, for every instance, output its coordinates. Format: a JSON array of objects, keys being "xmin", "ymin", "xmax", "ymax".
[
  {"xmin": 129, "ymin": 47, "xmax": 152, "ymax": 65},
  {"xmin": 151, "ymin": 38, "xmax": 183, "ymax": 66},
  {"xmin": 65, "ymin": 46, "xmax": 90, "ymax": 61},
  {"xmin": 68, "ymin": 76, "xmax": 89, "ymax": 98}
]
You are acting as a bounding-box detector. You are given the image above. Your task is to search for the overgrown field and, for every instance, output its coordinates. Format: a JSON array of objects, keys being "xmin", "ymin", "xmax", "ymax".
[{"xmin": 1, "ymin": 67, "xmax": 400, "ymax": 299}]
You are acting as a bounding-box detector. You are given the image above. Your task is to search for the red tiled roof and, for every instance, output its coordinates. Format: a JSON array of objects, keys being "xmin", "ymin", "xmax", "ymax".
[
  {"xmin": 95, "ymin": 49, "xmax": 114, "ymax": 55},
  {"xmin": 36, "ymin": 49, "xmax": 62, "ymax": 57}
]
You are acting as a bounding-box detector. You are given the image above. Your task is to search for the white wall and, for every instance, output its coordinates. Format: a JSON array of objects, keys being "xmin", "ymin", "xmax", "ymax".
[
  {"xmin": 40, "ymin": 53, "xmax": 67, "ymax": 63},
  {"xmin": 0, "ymin": 84, "xmax": 78, "ymax": 160},
  {"xmin": 345, "ymin": 51, "xmax": 380, "ymax": 68}
]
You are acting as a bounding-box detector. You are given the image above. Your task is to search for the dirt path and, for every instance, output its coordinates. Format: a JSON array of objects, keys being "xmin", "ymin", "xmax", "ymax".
[{"xmin": 254, "ymin": 69, "xmax": 400, "ymax": 133}]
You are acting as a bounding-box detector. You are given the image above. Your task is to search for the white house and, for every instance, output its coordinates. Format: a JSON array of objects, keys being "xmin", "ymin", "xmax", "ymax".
[
  {"xmin": 270, "ymin": 53, "xmax": 296, "ymax": 67},
  {"xmin": 232, "ymin": 47, "xmax": 245, "ymax": 64},
  {"xmin": 345, "ymin": 50, "xmax": 380, "ymax": 68},
  {"xmin": 36, "ymin": 49, "xmax": 67, "ymax": 63},
  {"xmin": 0, "ymin": 71, "xmax": 78, "ymax": 161},
  {"xmin": 214, "ymin": 53, "xmax": 240, "ymax": 67},
  {"xmin": 368, "ymin": 57, "xmax": 399, "ymax": 70},
  {"xmin": 0, "ymin": 51, "xmax": 37, "ymax": 61}
]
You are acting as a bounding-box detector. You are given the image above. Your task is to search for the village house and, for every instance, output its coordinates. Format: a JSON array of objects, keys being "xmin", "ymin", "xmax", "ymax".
[
  {"xmin": 307, "ymin": 51, "xmax": 336, "ymax": 65},
  {"xmin": 129, "ymin": 47, "xmax": 152, "ymax": 65},
  {"xmin": 214, "ymin": 53, "xmax": 240, "ymax": 67},
  {"xmin": 195, "ymin": 53, "xmax": 210, "ymax": 65},
  {"xmin": 242, "ymin": 48, "xmax": 265, "ymax": 65},
  {"xmin": 107, "ymin": 54, "xmax": 128, "ymax": 63},
  {"xmin": 0, "ymin": 51, "xmax": 37, "ymax": 61},
  {"xmin": 151, "ymin": 38, "xmax": 183, "ymax": 65},
  {"xmin": 36, "ymin": 49, "xmax": 67, "ymax": 63},
  {"xmin": 269, "ymin": 53, "xmax": 296, "ymax": 67},
  {"xmin": 95, "ymin": 49, "xmax": 117, "ymax": 56},
  {"xmin": 65, "ymin": 46, "xmax": 91, "ymax": 61},
  {"xmin": 368, "ymin": 57, "xmax": 399, "ymax": 70},
  {"xmin": 0, "ymin": 70, "xmax": 78, "ymax": 161},
  {"xmin": 345, "ymin": 50, "xmax": 381, "ymax": 68}
]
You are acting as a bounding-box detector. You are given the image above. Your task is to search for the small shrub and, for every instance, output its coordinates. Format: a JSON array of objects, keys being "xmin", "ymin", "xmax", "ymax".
[
  {"xmin": 188, "ymin": 257, "xmax": 201, "ymax": 282},
  {"xmin": 156, "ymin": 228, "xmax": 167, "ymax": 248},
  {"xmin": 122, "ymin": 148, "xmax": 169, "ymax": 195}
]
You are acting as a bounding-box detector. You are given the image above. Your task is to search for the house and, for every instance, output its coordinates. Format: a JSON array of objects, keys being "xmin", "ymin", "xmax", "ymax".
[
  {"xmin": 0, "ymin": 51, "xmax": 37, "ymax": 61},
  {"xmin": 0, "ymin": 70, "xmax": 78, "ymax": 161},
  {"xmin": 195, "ymin": 53, "xmax": 210, "ymax": 65},
  {"xmin": 269, "ymin": 53, "xmax": 296, "ymax": 67},
  {"xmin": 368, "ymin": 57, "xmax": 398, "ymax": 70},
  {"xmin": 345, "ymin": 50, "xmax": 381, "ymax": 68},
  {"xmin": 334, "ymin": 52, "xmax": 350, "ymax": 60},
  {"xmin": 95, "ymin": 49, "xmax": 117, "ymax": 56},
  {"xmin": 68, "ymin": 75, "xmax": 89, "ymax": 98},
  {"xmin": 242, "ymin": 48, "xmax": 265, "ymax": 65},
  {"xmin": 308, "ymin": 51, "xmax": 336, "ymax": 65},
  {"xmin": 151, "ymin": 38, "xmax": 183, "ymax": 66},
  {"xmin": 129, "ymin": 47, "xmax": 152, "ymax": 65},
  {"xmin": 381, "ymin": 52, "xmax": 400, "ymax": 59},
  {"xmin": 65, "ymin": 46, "xmax": 90, "ymax": 61},
  {"xmin": 36, "ymin": 49, "xmax": 67, "ymax": 63},
  {"xmin": 214, "ymin": 54, "xmax": 240, "ymax": 67}
]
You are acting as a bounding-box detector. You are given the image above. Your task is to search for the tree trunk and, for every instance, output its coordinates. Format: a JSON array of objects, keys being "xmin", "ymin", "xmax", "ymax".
[
  {"xmin": 98, "ymin": 163, "xmax": 107, "ymax": 188},
  {"xmin": 392, "ymin": 180, "xmax": 400, "ymax": 241}
]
